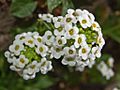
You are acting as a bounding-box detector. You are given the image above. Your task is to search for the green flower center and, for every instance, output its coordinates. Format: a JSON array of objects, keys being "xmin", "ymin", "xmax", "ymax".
[{"xmin": 58, "ymin": 26, "xmax": 63, "ymax": 32}]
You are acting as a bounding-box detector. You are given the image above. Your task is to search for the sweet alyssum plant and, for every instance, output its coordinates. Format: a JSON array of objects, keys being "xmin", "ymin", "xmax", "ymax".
[{"xmin": 4, "ymin": 9, "xmax": 114, "ymax": 80}]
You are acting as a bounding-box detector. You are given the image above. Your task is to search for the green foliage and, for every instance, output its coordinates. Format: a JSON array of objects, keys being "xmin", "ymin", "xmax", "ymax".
[
  {"xmin": 10, "ymin": 0, "xmax": 37, "ymax": 18},
  {"xmin": 62, "ymin": 0, "xmax": 74, "ymax": 15},
  {"xmin": 47, "ymin": 0, "xmax": 62, "ymax": 13},
  {"xmin": 103, "ymin": 16, "xmax": 120, "ymax": 43}
]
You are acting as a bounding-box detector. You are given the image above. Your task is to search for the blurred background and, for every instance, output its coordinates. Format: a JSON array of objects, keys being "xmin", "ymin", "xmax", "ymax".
[{"xmin": 0, "ymin": 0, "xmax": 120, "ymax": 90}]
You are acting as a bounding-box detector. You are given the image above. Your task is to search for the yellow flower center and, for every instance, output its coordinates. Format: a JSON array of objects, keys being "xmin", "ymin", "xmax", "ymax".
[
  {"xmin": 78, "ymin": 37, "xmax": 82, "ymax": 44},
  {"xmin": 82, "ymin": 48, "xmax": 87, "ymax": 53},
  {"xmin": 37, "ymin": 38, "xmax": 42, "ymax": 43},
  {"xmin": 28, "ymin": 40, "xmax": 33, "ymax": 44},
  {"xmin": 66, "ymin": 18, "xmax": 72, "ymax": 22},
  {"xmin": 58, "ymin": 39, "xmax": 62, "ymax": 45},
  {"xmin": 69, "ymin": 29, "xmax": 74, "ymax": 35},
  {"xmin": 69, "ymin": 49, "xmax": 74, "ymax": 54},
  {"xmin": 39, "ymin": 47, "xmax": 44, "ymax": 52},
  {"xmin": 15, "ymin": 45, "xmax": 20, "ymax": 51},
  {"xmin": 92, "ymin": 23, "xmax": 96, "ymax": 28},
  {"xmin": 20, "ymin": 58, "xmax": 25, "ymax": 63},
  {"xmin": 82, "ymin": 19, "xmax": 87, "ymax": 24}
]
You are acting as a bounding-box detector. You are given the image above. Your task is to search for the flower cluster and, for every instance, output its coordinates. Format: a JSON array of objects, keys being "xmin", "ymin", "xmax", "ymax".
[
  {"xmin": 97, "ymin": 57, "xmax": 114, "ymax": 80},
  {"xmin": 39, "ymin": 9, "xmax": 105, "ymax": 71},
  {"xmin": 5, "ymin": 32, "xmax": 52, "ymax": 80},
  {"xmin": 5, "ymin": 9, "xmax": 105, "ymax": 80}
]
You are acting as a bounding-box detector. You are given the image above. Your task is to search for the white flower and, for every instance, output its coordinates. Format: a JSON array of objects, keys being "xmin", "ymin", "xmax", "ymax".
[
  {"xmin": 91, "ymin": 46, "xmax": 101, "ymax": 58},
  {"xmin": 75, "ymin": 64, "xmax": 85, "ymax": 72},
  {"xmin": 64, "ymin": 14, "xmax": 77, "ymax": 24},
  {"xmin": 67, "ymin": 9, "xmax": 82, "ymax": 17},
  {"xmin": 79, "ymin": 44, "xmax": 91, "ymax": 60},
  {"xmin": 22, "ymin": 60, "xmax": 39, "ymax": 80},
  {"xmin": 24, "ymin": 61, "xmax": 39, "ymax": 75},
  {"xmin": 15, "ymin": 33, "xmax": 26, "ymax": 43},
  {"xmin": 82, "ymin": 9, "xmax": 95, "ymax": 24},
  {"xmin": 9, "ymin": 40, "xmax": 24, "ymax": 56},
  {"xmin": 74, "ymin": 34, "xmax": 86, "ymax": 48},
  {"xmin": 55, "ymin": 36, "xmax": 66, "ymax": 47},
  {"xmin": 25, "ymin": 36, "xmax": 35, "ymax": 48},
  {"xmin": 54, "ymin": 25, "xmax": 65, "ymax": 36},
  {"xmin": 10, "ymin": 65, "xmax": 22, "ymax": 71},
  {"xmin": 97, "ymin": 61, "xmax": 114, "ymax": 80},
  {"xmin": 53, "ymin": 16, "xmax": 64, "ymax": 27},
  {"xmin": 34, "ymin": 35, "xmax": 43, "ymax": 45},
  {"xmin": 61, "ymin": 56, "xmax": 76, "ymax": 66},
  {"xmin": 36, "ymin": 43, "xmax": 48, "ymax": 57},
  {"xmin": 37, "ymin": 58, "xmax": 52, "ymax": 74},
  {"xmin": 78, "ymin": 14, "xmax": 91, "ymax": 28},
  {"xmin": 92, "ymin": 21, "xmax": 100, "ymax": 31},
  {"xmin": 23, "ymin": 72, "xmax": 36, "ymax": 80},
  {"xmin": 39, "ymin": 14, "xmax": 53, "ymax": 23},
  {"xmin": 97, "ymin": 35, "xmax": 105, "ymax": 48},
  {"xmin": 43, "ymin": 31, "xmax": 55, "ymax": 46},
  {"xmin": 50, "ymin": 46, "xmax": 64, "ymax": 59},
  {"xmin": 4, "ymin": 51, "xmax": 15, "ymax": 63},
  {"xmin": 15, "ymin": 55, "xmax": 29, "ymax": 68},
  {"xmin": 88, "ymin": 59, "xmax": 95, "ymax": 68},
  {"xmin": 108, "ymin": 57, "xmax": 114, "ymax": 68},
  {"xmin": 64, "ymin": 45, "xmax": 76, "ymax": 57},
  {"xmin": 65, "ymin": 24, "xmax": 79, "ymax": 39}
]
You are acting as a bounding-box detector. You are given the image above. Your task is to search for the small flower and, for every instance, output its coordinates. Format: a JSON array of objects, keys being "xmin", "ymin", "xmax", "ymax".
[
  {"xmin": 15, "ymin": 33, "xmax": 26, "ymax": 43},
  {"xmin": 61, "ymin": 56, "xmax": 76, "ymax": 66},
  {"xmin": 25, "ymin": 36, "xmax": 35, "ymax": 48},
  {"xmin": 23, "ymin": 61, "xmax": 39, "ymax": 76},
  {"xmin": 9, "ymin": 41, "xmax": 24, "ymax": 56},
  {"xmin": 43, "ymin": 31, "xmax": 55, "ymax": 46},
  {"xmin": 15, "ymin": 55, "xmax": 29, "ymax": 68},
  {"xmin": 91, "ymin": 46, "xmax": 101, "ymax": 58},
  {"xmin": 78, "ymin": 14, "xmax": 91, "ymax": 28},
  {"xmin": 108, "ymin": 57, "xmax": 114, "ymax": 68},
  {"xmin": 83, "ymin": 9, "xmax": 95, "ymax": 24},
  {"xmin": 67, "ymin": 9, "xmax": 82, "ymax": 17},
  {"xmin": 74, "ymin": 34, "xmax": 86, "ymax": 48},
  {"xmin": 97, "ymin": 35, "xmax": 105, "ymax": 48},
  {"xmin": 36, "ymin": 44, "xmax": 48, "ymax": 57},
  {"xmin": 91, "ymin": 21, "xmax": 100, "ymax": 31},
  {"xmin": 54, "ymin": 25, "xmax": 65, "ymax": 36},
  {"xmin": 39, "ymin": 14, "xmax": 53, "ymax": 23},
  {"xmin": 37, "ymin": 58, "xmax": 52, "ymax": 74},
  {"xmin": 53, "ymin": 16, "xmax": 64, "ymax": 27},
  {"xmin": 65, "ymin": 24, "xmax": 79, "ymax": 39},
  {"xmin": 34, "ymin": 35, "xmax": 43, "ymax": 45},
  {"xmin": 55, "ymin": 36, "xmax": 67, "ymax": 47},
  {"xmin": 10, "ymin": 65, "xmax": 22, "ymax": 72},
  {"xmin": 79, "ymin": 44, "xmax": 91, "ymax": 60},
  {"xmin": 50, "ymin": 46, "xmax": 64, "ymax": 59},
  {"xmin": 64, "ymin": 45, "xmax": 76, "ymax": 57},
  {"xmin": 64, "ymin": 14, "xmax": 77, "ymax": 24}
]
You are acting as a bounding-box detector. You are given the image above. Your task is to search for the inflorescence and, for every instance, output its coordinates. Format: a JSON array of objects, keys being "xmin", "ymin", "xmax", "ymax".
[{"xmin": 5, "ymin": 9, "xmax": 107, "ymax": 80}]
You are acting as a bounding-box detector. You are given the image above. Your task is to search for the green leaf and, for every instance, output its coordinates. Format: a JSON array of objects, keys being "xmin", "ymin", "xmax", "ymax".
[
  {"xmin": 10, "ymin": 0, "xmax": 37, "ymax": 18},
  {"xmin": 34, "ymin": 75, "xmax": 55, "ymax": 89},
  {"xmin": 62, "ymin": 0, "xmax": 74, "ymax": 15},
  {"xmin": 47, "ymin": 0, "xmax": 62, "ymax": 12},
  {"xmin": 103, "ymin": 16, "xmax": 120, "ymax": 43}
]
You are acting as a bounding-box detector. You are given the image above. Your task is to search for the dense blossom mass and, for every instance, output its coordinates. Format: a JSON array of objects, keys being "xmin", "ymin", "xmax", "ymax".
[{"xmin": 4, "ymin": 9, "xmax": 110, "ymax": 80}]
